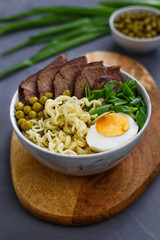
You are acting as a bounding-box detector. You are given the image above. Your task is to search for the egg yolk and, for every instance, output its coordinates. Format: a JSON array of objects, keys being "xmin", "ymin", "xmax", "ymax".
[{"xmin": 96, "ymin": 113, "xmax": 130, "ymax": 137}]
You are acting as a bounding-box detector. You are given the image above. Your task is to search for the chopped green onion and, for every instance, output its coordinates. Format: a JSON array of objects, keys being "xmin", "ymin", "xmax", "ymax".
[
  {"xmin": 109, "ymin": 97, "xmax": 128, "ymax": 105},
  {"xmin": 91, "ymin": 104, "xmax": 113, "ymax": 115},
  {"xmin": 111, "ymin": 105, "xmax": 132, "ymax": 114},
  {"xmin": 136, "ymin": 107, "xmax": 147, "ymax": 130}
]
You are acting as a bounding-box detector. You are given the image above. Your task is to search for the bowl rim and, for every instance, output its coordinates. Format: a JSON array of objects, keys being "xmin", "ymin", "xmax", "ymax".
[
  {"xmin": 109, "ymin": 5, "xmax": 160, "ymax": 42},
  {"xmin": 10, "ymin": 67, "xmax": 151, "ymax": 159}
]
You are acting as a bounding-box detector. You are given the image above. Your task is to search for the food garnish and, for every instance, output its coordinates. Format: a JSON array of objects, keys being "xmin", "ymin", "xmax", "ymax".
[
  {"xmin": 85, "ymin": 78, "xmax": 147, "ymax": 130},
  {"xmin": 0, "ymin": 1, "xmax": 160, "ymax": 78}
]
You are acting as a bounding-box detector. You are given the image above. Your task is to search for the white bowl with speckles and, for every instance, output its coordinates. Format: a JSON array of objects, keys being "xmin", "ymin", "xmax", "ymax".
[
  {"xmin": 10, "ymin": 68, "xmax": 151, "ymax": 176},
  {"xmin": 109, "ymin": 6, "xmax": 160, "ymax": 53}
]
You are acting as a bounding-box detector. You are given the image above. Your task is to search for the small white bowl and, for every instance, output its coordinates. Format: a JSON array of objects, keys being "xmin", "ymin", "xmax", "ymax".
[
  {"xmin": 109, "ymin": 6, "xmax": 160, "ymax": 53},
  {"xmin": 10, "ymin": 69, "xmax": 151, "ymax": 176}
]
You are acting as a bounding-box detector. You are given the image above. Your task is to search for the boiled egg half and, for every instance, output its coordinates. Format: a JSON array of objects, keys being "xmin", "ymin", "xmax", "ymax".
[{"xmin": 86, "ymin": 113, "xmax": 138, "ymax": 152}]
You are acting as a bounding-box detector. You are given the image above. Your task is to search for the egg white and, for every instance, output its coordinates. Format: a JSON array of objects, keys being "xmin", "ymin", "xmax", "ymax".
[{"xmin": 86, "ymin": 113, "xmax": 138, "ymax": 152}]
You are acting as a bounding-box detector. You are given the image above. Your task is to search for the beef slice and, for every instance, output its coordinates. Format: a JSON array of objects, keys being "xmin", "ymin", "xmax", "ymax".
[
  {"xmin": 19, "ymin": 54, "xmax": 67, "ymax": 104},
  {"xmin": 37, "ymin": 54, "xmax": 67, "ymax": 97},
  {"xmin": 54, "ymin": 61, "xmax": 103, "ymax": 98},
  {"xmin": 65, "ymin": 56, "xmax": 87, "ymax": 66},
  {"xmin": 19, "ymin": 72, "xmax": 40, "ymax": 105},
  {"xmin": 73, "ymin": 67, "xmax": 106, "ymax": 98},
  {"xmin": 73, "ymin": 65, "xmax": 122, "ymax": 99}
]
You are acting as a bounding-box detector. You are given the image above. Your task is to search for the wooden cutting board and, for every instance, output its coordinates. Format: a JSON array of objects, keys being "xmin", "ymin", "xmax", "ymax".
[{"xmin": 10, "ymin": 51, "xmax": 160, "ymax": 226}]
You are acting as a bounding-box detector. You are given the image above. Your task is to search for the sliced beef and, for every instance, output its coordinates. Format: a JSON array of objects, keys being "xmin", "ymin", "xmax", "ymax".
[
  {"xmin": 53, "ymin": 56, "xmax": 87, "ymax": 98},
  {"xmin": 19, "ymin": 54, "xmax": 67, "ymax": 104},
  {"xmin": 60, "ymin": 61, "xmax": 103, "ymax": 94},
  {"xmin": 60, "ymin": 61, "xmax": 103, "ymax": 82},
  {"xmin": 73, "ymin": 72, "xmax": 90, "ymax": 99},
  {"xmin": 37, "ymin": 65, "xmax": 63, "ymax": 97},
  {"xmin": 37, "ymin": 54, "xmax": 67, "ymax": 97},
  {"xmin": 93, "ymin": 75, "xmax": 120, "ymax": 90},
  {"xmin": 81, "ymin": 67, "xmax": 107, "ymax": 89},
  {"xmin": 46, "ymin": 54, "xmax": 67, "ymax": 68},
  {"xmin": 73, "ymin": 65, "xmax": 122, "ymax": 99},
  {"xmin": 19, "ymin": 72, "xmax": 40, "ymax": 105},
  {"xmin": 65, "ymin": 56, "xmax": 87, "ymax": 66},
  {"xmin": 93, "ymin": 66, "xmax": 122, "ymax": 91},
  {"xmin": 19, "ymin": 52, "xmax": 122, "ymax": 105},
  {"xmin": 73, "ymin": 67, "xmax": 106, "ymax": 98},
  {"xmin": 104, "ymin": 66, "xmax": 122, "ymax": 82},
  {"xmin": 54, "ymin": 73, "xmax": 68, "ymax": 98},
  {"xmin": 53, "ymin": 61, "xmax": 103, "ymax": 98}
]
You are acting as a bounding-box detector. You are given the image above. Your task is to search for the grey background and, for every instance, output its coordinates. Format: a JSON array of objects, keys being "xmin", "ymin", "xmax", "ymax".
[{"xmin": 0, "ymin": 0, "xmax": 160, "ymax": 239}]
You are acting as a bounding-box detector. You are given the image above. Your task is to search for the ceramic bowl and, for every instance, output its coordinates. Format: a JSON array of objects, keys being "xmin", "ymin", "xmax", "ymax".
[
  {"xmin": 10, "ymin": 69, "xmax": 151, "ymax": 176},
  {"xmin": 109, "ymin": 6, "xmax": 160, "ymax": 53}
]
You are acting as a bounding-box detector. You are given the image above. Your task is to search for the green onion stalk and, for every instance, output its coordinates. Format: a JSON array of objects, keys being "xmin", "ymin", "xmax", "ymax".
[
  {"xmin": 0, "ymin": 15, "xmax": 76, "ymax": 35},
  {"xmin": 0, "ymin": 1, "xmax": 159, "ymax": 78},
  {"xmin": 99, "ymin": 1, "xmax": 160, "ymax": 9},
  {"xmin": 2, "ymin": 18, "xmax": 106, "ymax": 55},
  {"xmin": 0, "ymin": 24, "xmax": 110, "ymax": 79},
  {"xmin": 0, "ymin": 6, "xmax": 116, "ymax": 22}
]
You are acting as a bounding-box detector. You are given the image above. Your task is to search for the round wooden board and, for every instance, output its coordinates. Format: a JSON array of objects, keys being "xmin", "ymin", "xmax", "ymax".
[{"xmin": 10, "ymin": 51, "xmax": 160, "ymax": 226}]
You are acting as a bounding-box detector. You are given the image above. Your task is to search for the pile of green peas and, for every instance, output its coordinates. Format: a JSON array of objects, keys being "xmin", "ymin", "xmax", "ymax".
[
  {"xmin": 15, "ymin": 92, "xmax": 53, "ymax": 131},
  {"xmin": 114, "ymin": 11, "xmax": 160, "ymax": 39}
]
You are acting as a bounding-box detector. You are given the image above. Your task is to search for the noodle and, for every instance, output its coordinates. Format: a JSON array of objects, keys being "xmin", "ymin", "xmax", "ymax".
[{"xmin": 23, "ymin": 96, "xmax": 103, "ymax": 155}]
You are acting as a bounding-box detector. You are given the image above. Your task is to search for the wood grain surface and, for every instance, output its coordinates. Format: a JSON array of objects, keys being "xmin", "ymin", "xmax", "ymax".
[{"xmin": 10, "ymin": 51, "xmax": 160, "ymax": 226}]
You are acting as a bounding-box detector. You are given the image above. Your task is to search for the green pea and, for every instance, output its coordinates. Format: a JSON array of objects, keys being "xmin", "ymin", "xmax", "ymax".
[
  {"xmin": 45, "ymin": 92, "xmax": 53, "ymax": 99},
  {"xmin": 62, "ymin": 89, "xmax": 71, "ymax": 96},
  {"xmin": 152, "ymin": 21, "xmax": 157, "ymax": 28},
  {"xmin": 113, "ymin": 10, "xmax": 160, "ymax": 39},
  {"xmin": 39, "ymin": 96, "xmax": 47, "ymax": 105},
  {"xmin": 32, "ymin": 102, "xmax": 43, "ymax": 112},
  {"xmin": 127, "ymin": 24, "xmax": 133, "ymax": 30},
  {"xmin": 137, "ymin": 32, "xmax": 143, "ymax": 37},
  {"xmin": 151, "ymin": 30, "xmax": 157, "ymax": 37},
  {"xmin": 144, "ymin": 18, "xmax": 151, "ymax": 24},
  {"xmin": 15, "ymin": 101, "xmax": 24, "ymax": 111},
  {"xmin": 118, "ymin": 23, "xmax": 124, "ymax": 29},
  {"xmin": 114, "ymin": 23, "xmax": 120, "ymax": 29},
  {"xmin": 128, "ymin": 32, "xmax": 134, "ymax": 37},
  {"xmin": 15, "ymin": 110, "xmax": 25, "ymax": 120},
  {"xmin": 29, "ymin": 110, "xmax": 37, "ymax": 119},
  {"xmin": 23, "ymin": 105, "xmax": 32, "ymax": 115},
  {"xmin": 38, "ymin": 111, "xmax": 45, "ymax": 119},
  {"xmin": 21, "ymin": 120, "xmax": 32, "ymax": 131},
  {"xmin": 141, "ymin": 10, "xmax": 148, "ymax": 18},
  {"xmin": 114, "ymin": 19, "xmax": 121, "ymax": 24},
  {"xmin": 125, "ymin": 18, "xmax": 131, "ymax": 23},
  {"xmin": 146, "ymin": 25, "xmax": 152, "ymax": 32},
  {"xmin": 29, "ymin": 96, "xmax": 38, "ymax": 105},
  {"xmin": 137, "ymin": 25, "xmax": 143, "ymax": 31},
  {"xmin": 146, "ymin": 33, "xmax": 152, "ymax": 38},
  {"xmin": 18, "ymin": 118, "xmax": 25, "ymax": 127},
  {"xmin": 120, "ymin": 13, "xmax": 126, "ymax": 19}
]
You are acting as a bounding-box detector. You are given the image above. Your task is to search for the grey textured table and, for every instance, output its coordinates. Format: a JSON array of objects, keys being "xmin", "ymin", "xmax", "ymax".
[{"xmin": 0, "ymin": 1, "xmax": 160, "ymax": 240}]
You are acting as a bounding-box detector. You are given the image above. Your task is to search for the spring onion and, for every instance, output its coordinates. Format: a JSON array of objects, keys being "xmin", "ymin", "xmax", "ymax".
[
  {"xmin": 0, "ymin": 6, "xmax": 116, "ymax": 22},
  {"xmin": 2, "ymin": 17, "xmax": 108, "ymax": 55},
  {"xmin": 0, "ymin": 27, "xmax": 109, "ymax": 78},
  {"xmin": 0, "ymin": 15, "xmax": 75, "ymax": 35},
  {"xmin": 85, "ymin": 80, "xmax": 147, "ymax": 130},
  {"xmin": 99, "ymin": 1, "xmax": 160, "ymax": 9},
  {"xmin": 0, "ymin": 2, "xmax": 158, "ymax": 78}
]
